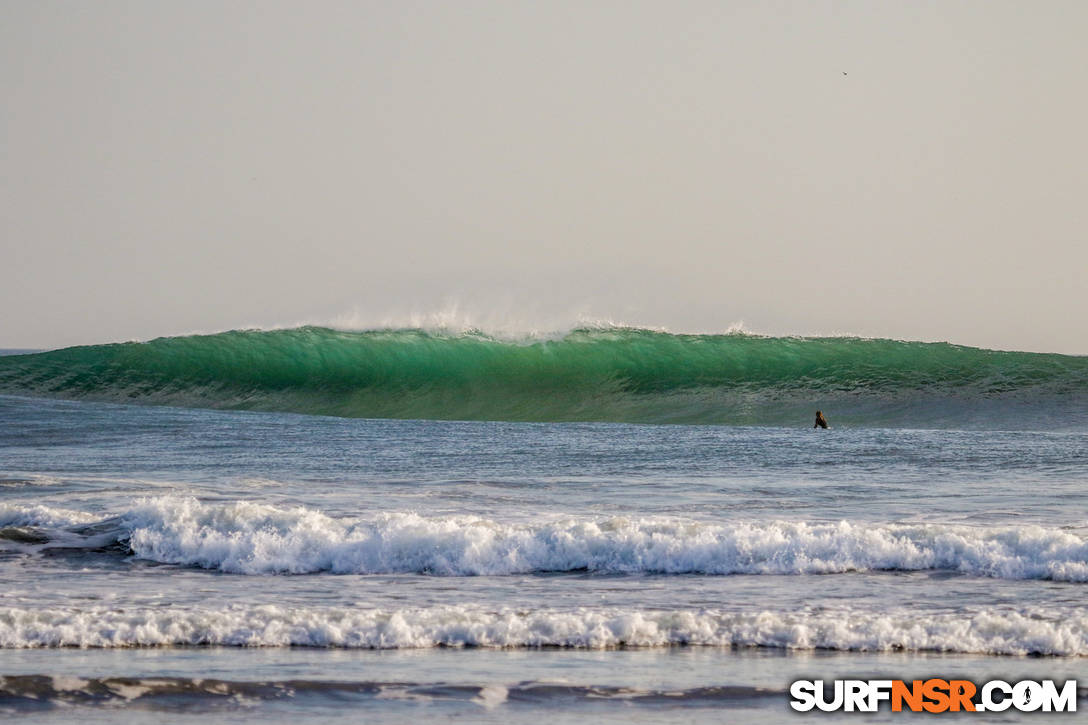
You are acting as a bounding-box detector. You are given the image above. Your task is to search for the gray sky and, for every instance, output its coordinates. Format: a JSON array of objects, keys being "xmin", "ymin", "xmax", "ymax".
[{"xmin": 2, "ymin": 0, "xmax": 1086, "ymax": 353}]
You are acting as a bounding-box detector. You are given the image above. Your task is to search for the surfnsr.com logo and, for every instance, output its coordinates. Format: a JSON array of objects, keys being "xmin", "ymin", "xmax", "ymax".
[{"xmin": 790, "ymin": 679, "xmax": 1078, "ymax": 713}]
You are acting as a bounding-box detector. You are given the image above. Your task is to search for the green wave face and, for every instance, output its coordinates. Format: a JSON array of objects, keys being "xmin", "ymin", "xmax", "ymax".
[{"xmin": 1, "ymin": 327, "xmax": 1086, "ymax": 428}]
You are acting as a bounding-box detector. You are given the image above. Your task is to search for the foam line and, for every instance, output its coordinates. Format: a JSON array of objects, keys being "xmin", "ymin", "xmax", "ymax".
[
  {"xmin": 4, "ymin": 498, "xmax": 1088, "ymax": 581},
  {"xmin": 1, "ymin": 604, "xmax": 1087, "ymax": 655}
]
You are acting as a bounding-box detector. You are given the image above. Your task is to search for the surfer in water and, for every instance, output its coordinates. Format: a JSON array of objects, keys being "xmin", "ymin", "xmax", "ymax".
[{"xmin": 814, "ymin": 411, "xmax": 829, "ymax": 429}]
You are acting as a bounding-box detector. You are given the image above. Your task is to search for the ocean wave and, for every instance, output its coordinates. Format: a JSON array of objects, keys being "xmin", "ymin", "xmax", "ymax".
[
  {"xmin": 0, "ymin": 673, "xmax": 783, "ymax": 710},
  {"xmin": 0, "ymin": 503, "xmax": 98, "ymax": 529},
  {"xmin": 1, "ymin": 604, "xmax": 1087, "ymax": 655},
  {"xmin": 4, "ymin": 497, "xmax": 1088, "ymax": 581},
  {"xmin": 1, "ymin": 326, "xmax": 1085, "ymax": 427}
]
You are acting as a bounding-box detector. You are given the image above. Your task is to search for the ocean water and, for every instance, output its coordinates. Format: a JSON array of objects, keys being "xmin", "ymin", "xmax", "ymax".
[{"xmin": 1, "ymin": 329, "xmax": 1087, "ymax": 722}]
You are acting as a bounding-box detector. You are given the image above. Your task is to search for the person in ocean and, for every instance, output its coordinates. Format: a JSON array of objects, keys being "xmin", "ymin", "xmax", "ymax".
[{"xmin": 814, "ymin": 411, "xmax": 829, "ymax": 429}]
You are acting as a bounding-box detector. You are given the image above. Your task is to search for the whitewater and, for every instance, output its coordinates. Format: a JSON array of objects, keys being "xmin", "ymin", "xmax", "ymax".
[
  {"xmin": 1, "ymin": 331, "xmax": 1087, "ymax": 723},
  {"xmin": 6, "ymin": 497, "xmax": 1088, "ymax": 580}
]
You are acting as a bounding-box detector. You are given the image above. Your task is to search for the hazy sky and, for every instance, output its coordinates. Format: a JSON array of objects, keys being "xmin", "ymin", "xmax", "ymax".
[{"xmin": 2, "ymin": 1, "xmax": 1086, "ymax": 352}]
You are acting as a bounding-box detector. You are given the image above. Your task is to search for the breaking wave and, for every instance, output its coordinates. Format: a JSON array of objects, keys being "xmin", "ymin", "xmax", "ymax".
[
  {"xmin": 1, "ymin": 604, "xmax": 1087, "ymax": 655},
  {"xmin": 1, "ymin": 326, "xmax": 1085, "ymax": 427},
  {"xmin": 4, "ymin": 497, "xmax": 1088, "ymax": 581}
]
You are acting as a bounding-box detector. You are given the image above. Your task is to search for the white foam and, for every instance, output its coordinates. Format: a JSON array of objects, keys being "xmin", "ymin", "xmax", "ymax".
[
  {"xmin": 49, "ymin": 676, "xmax": 90, "ymax": 692},
  {"xmin": 473, "ymin": 684, "xmax": 509, "ymax": 708},
  {"xmin": 1, "ymin": 605, "xmax": 1087, "ymax": 655},
  {"xmin": 0, "ymin": 503, "xmax": 98, "ymax": 528},
  {"xmin": 117, "ymin": 497, "xmax": 1088, "ymax": 580},
  {"xmin": 7, "ymin": 497, "xmax": 1088, "ymax": 581}
]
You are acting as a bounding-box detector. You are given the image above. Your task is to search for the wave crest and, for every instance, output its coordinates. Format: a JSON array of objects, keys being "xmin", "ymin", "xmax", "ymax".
[
  {"xmin": 2, "ymin": 326, "xmax": 1085, "ymax": 426},
  {"xmin": 1, "ymin": 604, "xmax": 1087, "ymax": 655},
  {"xmin": 5, "ymin": 497, "xmax": 1088, "ymax": 580}
]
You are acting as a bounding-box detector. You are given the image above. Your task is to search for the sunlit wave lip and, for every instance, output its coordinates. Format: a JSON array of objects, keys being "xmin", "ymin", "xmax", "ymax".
[
  {"xmin": 1, "ymin": 325, "xmax": 1085, "ymax": 428},
  {"xmin": 4, "ymin": 497, "xmax": 1088, "ymax": 582}
]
